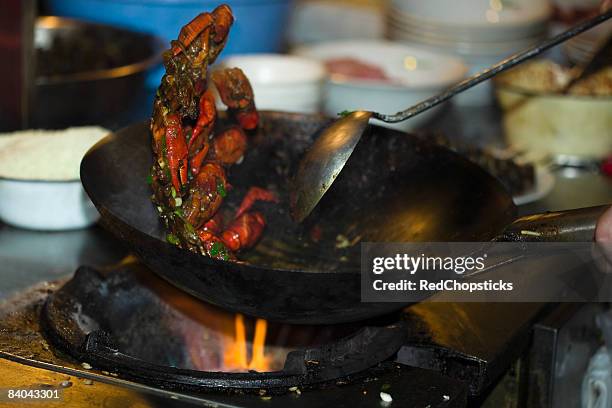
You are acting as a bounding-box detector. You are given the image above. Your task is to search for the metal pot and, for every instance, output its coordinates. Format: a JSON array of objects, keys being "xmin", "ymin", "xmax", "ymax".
[{"xmin": 32, "ymin": 16, "xmax": 164, "ymax": 128}]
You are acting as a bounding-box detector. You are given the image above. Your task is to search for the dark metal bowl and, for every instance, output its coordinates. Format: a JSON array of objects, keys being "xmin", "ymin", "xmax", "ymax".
[{"xmin": 32, "ymin": 16, "xmax": 164, "ymax": 128}]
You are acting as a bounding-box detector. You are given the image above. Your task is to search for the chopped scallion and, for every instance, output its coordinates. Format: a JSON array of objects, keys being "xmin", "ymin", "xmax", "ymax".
[
  {"xmin": 216, "ymin": 178, "xmax": 227, "ymax": 198},
  {"xmin": 166, "ymin": 234, "xmax": 180, "ymax": 245}
]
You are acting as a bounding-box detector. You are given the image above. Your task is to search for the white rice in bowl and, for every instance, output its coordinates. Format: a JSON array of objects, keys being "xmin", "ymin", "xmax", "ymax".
[{"xmin": 0, "ymin": 127, "xmax": 109, "ymax": 181}]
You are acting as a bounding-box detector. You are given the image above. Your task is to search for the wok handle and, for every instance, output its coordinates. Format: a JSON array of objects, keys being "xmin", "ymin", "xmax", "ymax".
[{"xmin": 496, "ymin": 204, "xmax": 610, "ymax": 242}]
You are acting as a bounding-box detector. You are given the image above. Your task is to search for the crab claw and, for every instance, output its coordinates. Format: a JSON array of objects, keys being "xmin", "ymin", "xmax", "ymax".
[
  {"xmin": 172, "ymin": 12, "xmax": 214, "ymax": 56},
  {"xmin": 212, "ymin": 4, "xmax": 234, "ymax": 44},
  {"xmin": 165, "ymin": 114, "xmax": 188, "ymax": 192},
  {"xmin": 189, "ymin": 142, "xmax": 210, "ymax": 177},
  {"xmin": 189, "ymin": 90, "xmax": 217, "ymax": 154},
  {"xmin": 212, "ymin": 67, "xmax": 259, "ymax": 130}
]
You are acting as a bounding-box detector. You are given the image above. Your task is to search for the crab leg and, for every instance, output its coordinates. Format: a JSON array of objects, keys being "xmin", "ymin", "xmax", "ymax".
[
  {"xmin": 235, "ymin": 187, "xmax": 279, "ymax": 219},
  {"xmin": 220, "ymin": 212, "xmax": 266, "ymax": 252},
  {"xmin": 189, "ymin": 90, "xmax": 216, "ymax": 152}
]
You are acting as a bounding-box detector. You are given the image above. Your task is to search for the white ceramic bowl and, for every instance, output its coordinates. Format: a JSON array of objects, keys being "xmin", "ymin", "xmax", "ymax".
[
  {"xmin": 221, "ymin": 54, "xmax": 326, "ymax": 114},
  {"xmin": 0, "ymin": 177, "xmax": 99, "ymax": 231},
  {"xmin": 294, "ymin": 40, "xmax": 468, "ymax": 131}
]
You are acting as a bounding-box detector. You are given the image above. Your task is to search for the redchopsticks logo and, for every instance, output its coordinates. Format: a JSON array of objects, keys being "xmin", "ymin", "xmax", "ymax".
[{"xmin": 371, "ymin": 253, "xmax": 487, "ymax": 275}]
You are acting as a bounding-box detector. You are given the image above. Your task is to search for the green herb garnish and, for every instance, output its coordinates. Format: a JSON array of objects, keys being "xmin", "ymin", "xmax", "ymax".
[
  {"xmin": 216, "ymin": 178, "xmax": 227, "ymax": 198},
  {"xmin": 146, "ymin": 173, "xmax": 153, "ymax": 185},
  {"xmin": 166, "ymin": 233, "xmax": 180, "ymax": 245},
  {"xmin": 173, "ymin": 208, "xmax": 184, "ymax": 217},
  {"xmin": 210, "ymin": 241, "xmax": 229, "ymax": 258},
  {"xmin": 210, "ymin": 241, "xmax": 223, "ymax": 256},
  {"xmin": 184, "ymin": 220, "xmax": 196, "ymax": 235},
  {"xmin": 338, "ymin": 110, "xmax": 352, "ymax": 118},
  {"xmin": 171, "ymin": 186, "xmax": 177, "ymax": 198},
  {"xmin": 161, "ymin": 135, "xmax": 167, "ymax": 156}
]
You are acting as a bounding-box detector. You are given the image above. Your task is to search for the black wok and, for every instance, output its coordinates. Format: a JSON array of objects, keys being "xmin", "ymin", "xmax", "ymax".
[{"xmin": 81, "ymin": 112, "xmax": 607, "ymax": 324}]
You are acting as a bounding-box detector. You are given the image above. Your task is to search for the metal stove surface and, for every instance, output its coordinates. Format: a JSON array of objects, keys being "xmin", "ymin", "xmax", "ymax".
[
  {"xmin": 0, "ymin": 258, "xmax": 561, "ymax": 408},
  {"xmin": 1, "ymin": 276, "xmax": 603, "ymax": 408},
  {"xmin": 0, "ymin": 268, "xmax": 472, "ymax": 408}
]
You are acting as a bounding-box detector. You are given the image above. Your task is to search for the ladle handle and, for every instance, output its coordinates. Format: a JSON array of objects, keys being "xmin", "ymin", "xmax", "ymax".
[
  {"xmin": 496, "ymin": 205, "xmax": 610, "ymax": 242},
  {"xmin": 373, "ymin": 9, "xmax": 612, "ymax": 124}
]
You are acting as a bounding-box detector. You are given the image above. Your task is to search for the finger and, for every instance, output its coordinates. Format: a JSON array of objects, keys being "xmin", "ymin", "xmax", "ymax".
[{"xmin": 596, "ymin": 206, "xmax": 612, "ymax": 243}]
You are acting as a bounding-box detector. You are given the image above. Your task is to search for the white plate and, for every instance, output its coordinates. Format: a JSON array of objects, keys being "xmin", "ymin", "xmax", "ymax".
[
  {"xmin": 387, "ymin": 25, "xmax": 544, "ymax": 56},
  {"xmin": 387, "ymin": 5, "xmax": 549, "ymax": 40},
  {"xmin": 386, "ymin": 12, "xmax": 547, "ymax": 41},
  {"xmin": 513, "ymin": 166, "xmax": 556, "ymax": 206},
  {"xmin": 391, "ymin": 0, "xmax": 551, "ymax": 28}
]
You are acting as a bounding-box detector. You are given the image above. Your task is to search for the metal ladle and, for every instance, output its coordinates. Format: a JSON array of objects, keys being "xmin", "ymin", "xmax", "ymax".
[{"xmin": 290, "ymin": 9, "xmax": 612, "ymax": 222}]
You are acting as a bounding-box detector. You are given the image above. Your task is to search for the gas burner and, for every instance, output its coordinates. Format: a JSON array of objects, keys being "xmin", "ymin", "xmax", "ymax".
[{"xmin": 41, "ymin": 261, "xmax": 408, "ymax": 392}]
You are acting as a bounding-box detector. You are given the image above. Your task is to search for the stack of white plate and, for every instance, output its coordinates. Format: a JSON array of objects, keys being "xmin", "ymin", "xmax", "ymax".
[
  {"xmin": 387, "ymin": 0, "xmax": 552, "ymax": 105},
  {"xmin": 564, "ymin": 20, "xmax": 612, "ymax": 64}
]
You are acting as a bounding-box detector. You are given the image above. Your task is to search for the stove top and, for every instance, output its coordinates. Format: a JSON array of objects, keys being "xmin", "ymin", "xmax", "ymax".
[
  {"xmin": 0, "ymin": 263, "xmax": 470, "ymax": 407},
  {"xmin": 1, "ymin": 258, "xmax": 590, "ymax": 407}
]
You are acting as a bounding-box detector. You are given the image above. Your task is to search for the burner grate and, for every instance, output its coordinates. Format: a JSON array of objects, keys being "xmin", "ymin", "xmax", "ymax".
[{"xmin": 41, "ymin": 262, "xmax": 409, "ymax": 393}]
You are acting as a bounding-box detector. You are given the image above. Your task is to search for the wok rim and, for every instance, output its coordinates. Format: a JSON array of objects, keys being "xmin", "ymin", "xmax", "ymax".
[{"xmin": 80, "ymin": 113, "xmax": 519, "ymax": 278}]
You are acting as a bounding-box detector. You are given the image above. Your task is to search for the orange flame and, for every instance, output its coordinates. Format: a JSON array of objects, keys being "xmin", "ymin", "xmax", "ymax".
[{"xmin": 222, "ymin": 314, "xmax": 270, "ymax": 371}]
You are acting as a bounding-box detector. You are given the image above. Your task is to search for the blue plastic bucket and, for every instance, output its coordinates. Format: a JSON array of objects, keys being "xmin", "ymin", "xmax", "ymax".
[{"xmin": 45, "ymin": 0, "xmax": 294, "ymax": 87}]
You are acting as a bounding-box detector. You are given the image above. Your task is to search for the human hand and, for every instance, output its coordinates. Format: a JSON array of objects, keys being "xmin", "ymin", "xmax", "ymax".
[
  {"xmin": 596, "ymin": 206, "xmax": 612, "ymax": 268},
  {"xmin": 597, "ymin": 206, "xmax": 612, "ymax": 243}
]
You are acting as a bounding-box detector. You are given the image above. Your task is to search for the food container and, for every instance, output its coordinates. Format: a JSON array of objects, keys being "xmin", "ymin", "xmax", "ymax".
[
  {"xmin": 45, "ymin": 0, "xmax": 293, "ymax": 63},
  {"xmin": 0, "ymin": 178, "xmax": 99, "ymax": 231},
  {"xmin": 495, "ymin": 64, "xmax": 612, "ymax": 163},
  {"xmin": 0, "ymin": 127, "xmax": 108, "ymax": 231},
  {"xmin": 294, "ymin": 40, "xmax": 468, "ymax": 131},
  {"xmin": 34, "ymin": 16, "xmax": 163, "ymax": 128},
  {"xmin": 221, "ymin": 54, "xmax": 325, "ymax": 113}
]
